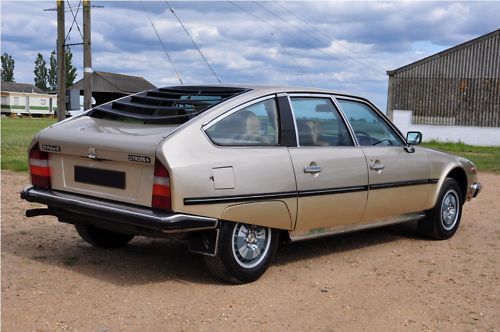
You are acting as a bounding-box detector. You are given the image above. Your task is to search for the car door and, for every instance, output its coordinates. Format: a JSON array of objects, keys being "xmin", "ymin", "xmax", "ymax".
[
  {"xmin": 336, "ymin": 97, "xmax": 432, "ymax": 223},
  {"xmin": 286, "ymin": 95, "xmax": 369, "ymax": 239}
]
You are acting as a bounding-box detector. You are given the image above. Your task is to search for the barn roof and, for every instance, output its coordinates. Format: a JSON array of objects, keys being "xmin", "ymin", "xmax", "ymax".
[
  {"xmin": 70, "ymin": 71, "xmax": 156, "ymax": 93},
  {"xmin": 1, "ymin": 82, "xmax": 45, "ymax": 94},
  {"xmin": 387, "ymin": 28, "xmax": 500, "ymax": 76}
]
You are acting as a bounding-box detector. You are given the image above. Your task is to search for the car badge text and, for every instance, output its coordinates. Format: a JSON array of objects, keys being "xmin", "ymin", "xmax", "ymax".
[
  {"xmin": 41, "ymin": 144, "xmax": 60, "ymax": 152},
  {"xmin": 128, "ymin": 155, "xmax": 151, "ymax": 164}
]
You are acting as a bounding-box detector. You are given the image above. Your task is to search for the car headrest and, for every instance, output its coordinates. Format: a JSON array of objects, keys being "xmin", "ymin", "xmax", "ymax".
[{"xmin": 315, "ymin": 104, "xmax": 333, "ymax": 113}]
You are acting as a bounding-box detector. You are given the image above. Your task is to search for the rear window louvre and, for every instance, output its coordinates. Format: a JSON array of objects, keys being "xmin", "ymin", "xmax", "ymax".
[
  {"xmin": 91, "ymin": 106, "xmax": 200, "ymax": 124},
  {"xmin": 89, "ymin": 86, "xmax": 250, "ymax": 124}
]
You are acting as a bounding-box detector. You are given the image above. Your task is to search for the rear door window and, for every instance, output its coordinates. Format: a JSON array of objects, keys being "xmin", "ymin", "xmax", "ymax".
[{"xmin": 205, "ymin": 98, "xmax": 279, "ymax": 146}]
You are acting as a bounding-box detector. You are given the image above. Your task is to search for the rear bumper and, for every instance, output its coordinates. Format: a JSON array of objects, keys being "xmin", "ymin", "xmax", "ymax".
[{"xmin": 20, "ymin": 186, "xmax": 218, "ymax": 234}]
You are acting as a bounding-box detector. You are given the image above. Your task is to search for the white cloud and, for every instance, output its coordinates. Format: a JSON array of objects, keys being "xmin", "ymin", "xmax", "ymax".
[{"xmin": 1, "ymin": 1, "xmax": 499, "ymax": 110}]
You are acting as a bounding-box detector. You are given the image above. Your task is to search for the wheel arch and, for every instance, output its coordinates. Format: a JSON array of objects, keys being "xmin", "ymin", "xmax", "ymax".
[
  {"xmin": 427, "ymin": 165, "xmax": 468, "ymax": 209},
  {"xmin": 446, "ymin": 167, "xmax": 468, "ymax": 204}
]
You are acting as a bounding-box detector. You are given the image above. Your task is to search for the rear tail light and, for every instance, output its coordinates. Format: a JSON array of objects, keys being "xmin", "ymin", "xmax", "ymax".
[
  {"xmin": 29, "ymin": 144, "xmax": 51, "ymax": 188},
  {"xmin": 151, "ymin": 159, "xmax": 171, "ymax": 210}
]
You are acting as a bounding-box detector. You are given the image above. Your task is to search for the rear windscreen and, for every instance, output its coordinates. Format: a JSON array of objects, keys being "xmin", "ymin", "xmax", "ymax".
[{"xmin": 89, "ymin": 86, "xmax": 249, "ymax": 124}]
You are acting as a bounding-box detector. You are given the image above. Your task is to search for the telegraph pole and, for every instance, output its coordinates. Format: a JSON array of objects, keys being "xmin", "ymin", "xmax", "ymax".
[
  {"xmin": 83, "ymin": 0, "xmax": 92, "ymax": 110},
  {"xmin": 56, "ymin": 0, "xmax": 66, "ymax": 121}
]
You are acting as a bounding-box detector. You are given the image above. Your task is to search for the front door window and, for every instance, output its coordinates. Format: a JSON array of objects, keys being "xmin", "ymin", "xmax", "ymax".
[
  {"xmin": 337, "ymin": 99, "xmax": 403, "ymax": 147},
  {"xmin": 290, "ymin": 97, "xmax": 353, "ymax": 147}
]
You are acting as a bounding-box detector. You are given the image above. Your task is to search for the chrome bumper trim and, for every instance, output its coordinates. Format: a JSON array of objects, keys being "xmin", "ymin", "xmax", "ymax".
[
  {"xmin": 471, "ymin": 182, "xmax": 482, "ymax": 198},
  {"xmin": 21, "ymin": 186, "xmax": 218, "ymax": 233}
]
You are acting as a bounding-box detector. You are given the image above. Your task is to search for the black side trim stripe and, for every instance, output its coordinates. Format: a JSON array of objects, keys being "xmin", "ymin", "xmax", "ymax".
[
  {"xmin": 369, "ymin": 179, "xmax": 438, "ymax": 190},
  {"xmin": 184, "ymin": 191, "xmax": 297, "ymax": 205},
  {"xmin": 298, "ymin": 185, "xmax": 367, "ymax": 197},
  {"xmin": 183, "ymin": 178, "xmax": 439, "ymax": 205}
]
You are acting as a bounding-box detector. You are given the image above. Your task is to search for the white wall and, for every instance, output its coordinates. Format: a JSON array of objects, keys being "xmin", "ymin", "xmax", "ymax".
[{"xmin": 393, "ymin": 110, "xmax": 500, "ymax": 146}]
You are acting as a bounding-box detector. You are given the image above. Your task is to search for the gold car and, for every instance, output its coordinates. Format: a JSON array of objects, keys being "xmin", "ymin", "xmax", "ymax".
[{"xmin": 21, "ymin": 85, "xmax": 482, "ymax": 283}]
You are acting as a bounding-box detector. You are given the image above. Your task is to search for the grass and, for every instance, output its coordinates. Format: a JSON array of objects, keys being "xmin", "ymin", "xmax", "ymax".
[
  {"xmin": 422, "ymin": 140, "xmax": 500, "ymax": 173},
  {"xmin": 1, "ymin": 117, "xmax": 56, "ymax": 171},
  {"xmin": 1, "ymin": 117, "xmax": 498, "ymax": 173}
]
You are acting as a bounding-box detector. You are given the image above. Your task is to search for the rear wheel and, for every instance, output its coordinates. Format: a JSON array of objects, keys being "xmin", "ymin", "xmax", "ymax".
[
  {"xmin": 203, "ymin": 222, "xmax": 278, "ymax": 284},
  {"xmin": 418, "ymin": 177, "xmax": 463, "ymax": 240},
  {"xmin": 75, "ymin": 224, "xmax": 135, "ymax": 248}
]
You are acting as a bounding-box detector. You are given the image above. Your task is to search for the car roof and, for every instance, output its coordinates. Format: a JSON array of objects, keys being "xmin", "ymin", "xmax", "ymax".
[{"xmin": 160, "ymin": 84, "xmax": 357, "ymax": 98}]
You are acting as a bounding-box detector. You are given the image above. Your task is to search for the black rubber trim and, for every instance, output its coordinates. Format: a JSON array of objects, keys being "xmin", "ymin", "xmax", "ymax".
[
  {"xmin": 184, "ymin": 178, "xmax": 439, "ymax": 205},
  {"xmin": 298, "ymin": 185, "xmax": 367, "ymax": 197},
  {"xmin": 369, "ymin": 179, "xmax": 438, "ymax": 190},
  {"xmin": 184, "ymin": 191, "xmax": 297, "ymax": 205}
]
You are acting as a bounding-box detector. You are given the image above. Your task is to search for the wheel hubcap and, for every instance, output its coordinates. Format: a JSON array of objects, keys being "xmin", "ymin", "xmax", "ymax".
[
  {"xmin": 441, "ymin": 190, "xmax": 460, "ymax": 231},
  {"xmin": 232, "ymin": 223, "xmax": 271, "ymax": 268}
]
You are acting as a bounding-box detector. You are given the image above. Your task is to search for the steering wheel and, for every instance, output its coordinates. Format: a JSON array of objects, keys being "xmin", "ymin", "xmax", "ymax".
[
  {"xmin": 373, "ymin": 138, "xmax": 393, "ymax": 146},
  {"xmin": 354, "ymin": 130, "xmax": 372, "ymax": 145}
]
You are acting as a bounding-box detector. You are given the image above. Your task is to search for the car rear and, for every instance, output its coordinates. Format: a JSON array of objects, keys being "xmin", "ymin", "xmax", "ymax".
[{"xmin": 22, "ymin": 86, "xmax": 249, "ymax": 235}]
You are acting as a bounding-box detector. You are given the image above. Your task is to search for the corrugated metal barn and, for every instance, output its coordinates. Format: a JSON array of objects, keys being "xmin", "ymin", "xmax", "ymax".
[{"xmin": 387, "ymin": 29, "xmax": 500, "ymax": 131}]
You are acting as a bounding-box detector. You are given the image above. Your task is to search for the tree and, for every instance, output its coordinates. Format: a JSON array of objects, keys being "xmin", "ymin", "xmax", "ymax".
[
  {"xmin": 64, "ymin": 47, "xmax": 77, "ymax": 88},
  {"xmin": 1, "ymin": 52, "xmax": 15, "ymax": 82},
  {"xmin": 34, "ymin": 53, "xmax": 48, "ymax": 91},
  {"xmin": 48, "ymin": 50, "xmax": 57, "ymax": 92}
]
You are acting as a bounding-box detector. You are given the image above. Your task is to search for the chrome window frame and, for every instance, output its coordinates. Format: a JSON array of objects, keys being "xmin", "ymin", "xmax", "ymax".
[
  {"xmin": 201, "ymin": 94, "xmax": 283, "ymax": 148},
  {"xmin": 333, "ymin": 95, "xmax": 407, "ymax": 147},
  {"xmin": 287, "ymin": 93, "xmax": 358, "ymax": 148}
]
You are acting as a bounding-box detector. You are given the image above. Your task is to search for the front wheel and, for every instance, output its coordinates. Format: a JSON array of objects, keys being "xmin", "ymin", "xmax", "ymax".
[
  {"xmin": 418, "ymin": 177, "xmax": 463, "ymax": 240},
  {"xmin": 203, "ymin": 222, "xmax": 279, "ymax": 284}
]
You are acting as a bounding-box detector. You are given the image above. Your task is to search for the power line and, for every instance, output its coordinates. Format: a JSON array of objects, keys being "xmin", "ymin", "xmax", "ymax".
[
  {"xmin": 230, "ymin": 1, "xmax": 374, "ymax": 80},
  {"xmin": 229, "ymin": 1, "xmax": 322, "ymax": 54},
  {"xmin": 65, "ymin": 0, "xmax": 83, "ymax": 43},
  {"xmin": 271, "ymin": 32, "xmax": 315, "ymax": 87},
  {"xmin": 164, "ymin": 1, "xmax": 222, "ymax": 84},
  {"xmin": 231, "ymin": 1, "xmax": 370, "ymax": 73},
  {"xmin": 263, "ymin": 1, "xmax": 379, "ymax": 74},
  {"xmin": 272, "ymin": 1, "xmax": 382, "ymax": 72},
  {"xmin": 140, "ymin": 1, "xmax": 183, "ymax": 85},
  {"xmin": 254, "ymin": 1, "xmax": 326, "ymax": 48}
]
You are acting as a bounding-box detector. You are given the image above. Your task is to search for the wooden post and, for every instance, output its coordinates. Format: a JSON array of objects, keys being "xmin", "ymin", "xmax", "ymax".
[
  {"xmin": 83, "ymin": 0, "xmax": 93, "ymax": 110},
  {"xmin": 386, "ymin": 73, "xmax": 395, "ymax": 120},
  {"xmin": 56, "ymin": 0, "xmax": 66, "ymax": 121}
]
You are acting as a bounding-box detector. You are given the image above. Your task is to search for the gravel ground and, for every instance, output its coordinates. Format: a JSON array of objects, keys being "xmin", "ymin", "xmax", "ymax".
[{"xmin": 1, "ymin": 170, "xmax": 499, "ymax": 331}]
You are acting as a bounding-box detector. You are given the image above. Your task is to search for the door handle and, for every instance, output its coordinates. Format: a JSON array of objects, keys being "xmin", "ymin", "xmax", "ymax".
[
  {"xmin": 369, "ymin": 163, "xmax": 385, "ymax": 171},
  {"xmin": 304, "ymin": 165, "xmax": 322, "ymax": 174}
]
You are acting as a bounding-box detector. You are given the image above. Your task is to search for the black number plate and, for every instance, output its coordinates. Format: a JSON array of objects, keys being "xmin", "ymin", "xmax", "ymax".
[{"xmin": 74, "ymin": 166, "xmax": 126, "ymax": 189}]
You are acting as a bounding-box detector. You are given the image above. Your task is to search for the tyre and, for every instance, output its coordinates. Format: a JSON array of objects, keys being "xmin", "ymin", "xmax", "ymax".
[
  {"xmin": 75, "ymin": 224, "xmax": 135, "ymax": 248},
  {"xmin": 203, "ymin": 221, "xmax": 279, "ymax": 284},
  {"xmin": 418, "ymin": 177, "xmax": 463, "ymax": 240}
]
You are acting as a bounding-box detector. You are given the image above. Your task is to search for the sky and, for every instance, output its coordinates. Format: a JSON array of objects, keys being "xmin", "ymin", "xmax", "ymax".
[{"xmin": 1, "ymin": 1, "xmax": 499, "ymax": 110}]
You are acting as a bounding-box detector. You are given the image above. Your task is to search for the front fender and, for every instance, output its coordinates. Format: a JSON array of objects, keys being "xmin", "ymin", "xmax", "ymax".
[{"xmin": 423, "ymin": 148, "xmax": 477, "ymax": 209}]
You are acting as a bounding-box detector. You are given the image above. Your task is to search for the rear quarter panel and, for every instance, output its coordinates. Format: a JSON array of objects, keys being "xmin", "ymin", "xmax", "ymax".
[{"xmin": 157, "ymin": 120, "xmax": 297, "ymax": 230}]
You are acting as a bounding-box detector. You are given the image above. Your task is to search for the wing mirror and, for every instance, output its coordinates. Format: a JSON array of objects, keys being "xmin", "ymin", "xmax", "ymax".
[
  {"xmin": 404, "ymin": 131, "xmax": 422, "ymax": 153},
  {"xmin": 406, "ymin": 131, "xmax": 422, "ymax": 145}
]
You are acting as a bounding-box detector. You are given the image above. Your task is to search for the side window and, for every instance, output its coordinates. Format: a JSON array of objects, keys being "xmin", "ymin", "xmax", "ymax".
[
  {"xmin": 290, "ymin": 97, "xmax": 353, "ymax": 147},
  {"xmin": 205, "ymin": 98, "xmax": 279, "ymax": 146},
  {"xmin": 337, "ymin": 99, "xmax": 403, "ymax": 147}
]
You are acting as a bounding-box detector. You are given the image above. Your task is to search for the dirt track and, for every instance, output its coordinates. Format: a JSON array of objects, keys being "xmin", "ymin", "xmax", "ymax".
[{"xmin": 1, "ymin": 170, "xmax": 499, "ymax": 331}]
